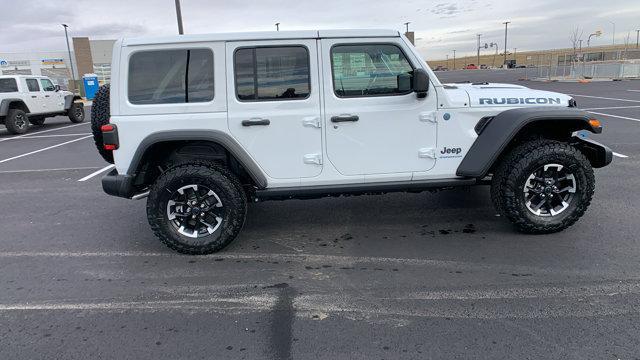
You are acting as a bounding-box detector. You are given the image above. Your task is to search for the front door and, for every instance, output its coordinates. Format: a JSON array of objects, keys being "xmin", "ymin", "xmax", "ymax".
[
  {"xmin": 226, "ymin": 40, "xmax": 322, "ymax": 180},
  {"xmin": 39, "ymin": 78, "xmax": 62, "ymax": 112},
  {"xmin": 321, "ymin": 39, "xmax": 438, "ymax": 177}
]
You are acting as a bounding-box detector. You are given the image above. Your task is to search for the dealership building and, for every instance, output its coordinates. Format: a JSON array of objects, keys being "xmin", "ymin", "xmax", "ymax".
[{"xmin": 0, "ymin": 38, "xmax": 115, "ymax": 91}]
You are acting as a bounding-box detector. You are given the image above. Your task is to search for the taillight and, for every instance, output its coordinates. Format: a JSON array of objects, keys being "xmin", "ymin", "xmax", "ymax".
[{"xmin": 101, "ymin": 123, "xmax": 119, "ymax": 150}]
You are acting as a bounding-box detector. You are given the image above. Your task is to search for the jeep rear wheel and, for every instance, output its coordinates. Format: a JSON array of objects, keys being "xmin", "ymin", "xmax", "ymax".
[
  {"xmin": 68, "ymin": 102, "xmax": 85, "ymax": 123},
  {"xmin": 5, "ymin": 109, "xmax": 30, "ymax": 134},
  {"xmin": 90, "ymin": 84, "xmax": 114, "ymax": 163},
  {"xmin": 146, "ymin": 163, "xmax": 247, "ymax": 254},
  {"xmin": 491, "ymin": 139, "xmax": 595, "ymax": 234}
]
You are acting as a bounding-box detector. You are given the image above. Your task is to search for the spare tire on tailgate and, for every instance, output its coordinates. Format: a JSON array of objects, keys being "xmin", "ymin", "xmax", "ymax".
[{"xmin": 90, "ymin": 84, "xmax": 114, "ymax": 164}]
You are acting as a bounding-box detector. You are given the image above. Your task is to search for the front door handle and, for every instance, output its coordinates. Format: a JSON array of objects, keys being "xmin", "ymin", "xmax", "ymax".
[
  {"xmin": 331, "ymin": 115, "xmax": 359, "ymax": 123},
  {"xmin": 242, "ymin": 118, "xmax": 270, "ymax": 127},
  {"xmin": 44, "ymin": 95, "xmax": 50, "ymax": 98},
  {"xmin": 31, "ymin": 95, "xmax": 37, "ymax": 98}
]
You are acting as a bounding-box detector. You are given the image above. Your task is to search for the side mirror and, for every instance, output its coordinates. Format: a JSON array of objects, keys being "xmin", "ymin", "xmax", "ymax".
[
  {"xmin": 54, "ymin": 84, "xmax": 61, "ymax": 92},
  {"xmin": 412, "ymin": 69, "xmax": 429, "ymax": 98}
]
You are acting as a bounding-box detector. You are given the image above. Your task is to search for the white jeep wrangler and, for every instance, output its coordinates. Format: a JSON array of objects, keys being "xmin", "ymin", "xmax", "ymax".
[
  {"xmin": 91, "ymin": 30, "xmax": 612, "ymax": 254},
  {"xmin": 0, "ymin": 75, "xmax": 85, "ymax": 134}
]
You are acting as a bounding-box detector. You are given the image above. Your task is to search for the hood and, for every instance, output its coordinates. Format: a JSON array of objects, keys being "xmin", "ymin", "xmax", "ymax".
[{"xmin": 445, "ymin": 82, "xmax": 573, "ymax": 108}]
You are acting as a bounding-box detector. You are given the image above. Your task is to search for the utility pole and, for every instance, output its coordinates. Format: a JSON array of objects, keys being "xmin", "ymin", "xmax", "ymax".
[
  {"xmin": 404, "ymin": 22, "xmax": 410, "ymax": 33},
  {"xmin": 452, "ymin": 49, "xmax": 456, "ymax": 69},
  {"xmin": 275, "ymin": 22, "xmax": 280, "ymax": 31},
  {"xmin": 61, "ymin": 24, "xmax": 76, "ymax": 93},
  {"xmin": 503, "ymin": 21, "xmax": 510, "ymax": 67},
  {"xmin": 476, "ymin": 34, "xmax": 481, "ymax": 66},
  {"xmin": 636, "ymin": 29, "xmax": 639, "ymax": 48},
  {"xmin": 513, "ymin": 48, "xmax": 517, "ymax": 65},
  {"xmin": 174, "ymin": 0, "xmax": 184, "ymax": 35},
  {"xmin": 446, "ymin": 55, "xmax": 449, "ymax": 69}
]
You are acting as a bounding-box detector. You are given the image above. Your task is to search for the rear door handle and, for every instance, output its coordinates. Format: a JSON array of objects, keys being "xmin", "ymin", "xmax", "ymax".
[
  {"xmin": 331, "ymin": 115, "xmax": 359, "ymax": 123},
  {"xmin": 31, "ymin": 95, "xmax": 37, "ymax": 98},
  {"xmin": 242, "ymin": 118, "xmax": 270, "ymax": 127},
  {"xmin": 44, "ymin": 95, "xmax": 50, "ymax": 98}
]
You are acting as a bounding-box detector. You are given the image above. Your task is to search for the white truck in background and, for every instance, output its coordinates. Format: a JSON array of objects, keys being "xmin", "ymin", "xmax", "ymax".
[{"xmin": 0, "ymin": 75, "xmax": 85, "ymax": 134}]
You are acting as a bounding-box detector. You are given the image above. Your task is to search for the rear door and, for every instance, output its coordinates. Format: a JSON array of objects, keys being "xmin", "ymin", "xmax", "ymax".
[
  {"xmin": 23, "ymin": 78, "xmax": 45, "ymax": 114},
  {"xmin": 226, "ymin": 40, "xmax": 322, "ymax": 180}
]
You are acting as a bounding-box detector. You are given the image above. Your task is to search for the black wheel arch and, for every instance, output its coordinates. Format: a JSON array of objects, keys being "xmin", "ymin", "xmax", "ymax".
[
  {"xmin": 457, "ymin": 107, "xmax": 611, "ymax": 178},
  {"xmin": 64, "ymin": 95, "xmax": 83, "ymax": 110},
  {"xmin": 0, "ymin": 98, "xmax": 30, "ymax": 116},
  {"xmin": 128, "ymin": 131, "xmax": 268, "ymax": 190}
]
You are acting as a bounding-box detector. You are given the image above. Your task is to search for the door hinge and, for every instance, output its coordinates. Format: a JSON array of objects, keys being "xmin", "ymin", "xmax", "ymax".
[
  {"xmin": 419, "ymin": 112, "xmax": 438, "ymax": 123},
  {"xmin": 418, "ymin": 148, "xmax": 436, "ymax": 159},
  {"xmin": 302, "ymin": 116, "xmax": 321, "ymax": 128},
  {"xmin": 303, "ymin": 153, "xmax": 322, "ymax": 165}
]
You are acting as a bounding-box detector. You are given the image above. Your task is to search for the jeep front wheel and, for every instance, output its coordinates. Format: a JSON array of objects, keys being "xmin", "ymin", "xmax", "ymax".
[
  {"xmin": 146, "ymin": 163, "xmax": 247, "ymax": 254},
  {"xmin": 68, "ymin": 102, "xmax": 85, "ymax": 123},
  {"xmin": 5, "ymin": 109, "xmax": 30, "ymax": 134},
  {"xmin": 491, "ymin": 139, "xmax": 595, "ymax": 234}
]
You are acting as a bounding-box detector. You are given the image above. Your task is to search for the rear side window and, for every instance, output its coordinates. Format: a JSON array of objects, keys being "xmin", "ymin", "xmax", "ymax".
[
  {"xmin": 128, "ymin": 49, "xmax": 214, "ymax": 105},
  {"xmin": 26, "ymin": 79, "xmax": 40, "ymax": 92},
  {"xmin": 0, "ymin": 78, "xmax": 18, "ymax": 93},
  {"xmin": 331, "ymin": 44, "xmax": 414, "ymax": 97},
  {"xmin": 234, "ymin": 46, "xmax": 310, "ymax": 101}
]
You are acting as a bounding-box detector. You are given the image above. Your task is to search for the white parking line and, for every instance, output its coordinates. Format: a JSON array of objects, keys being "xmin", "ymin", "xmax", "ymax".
[
  {"xmin": 586, "ymin": 110, "xmax": 640, "ymax": 123},
  {"xmin": 78, "ymin": 164, "xmax": 115, "ymax": 182},
  {"xmin": 0, "ymin": 122, "xmax": 90, "ymax": 143},
  {"xmin": 628, "ymin": 90, "xmax": 640, "ymax": 93},
  {"xmin": 2, "ymin": 133, "xmax": 91, "ymax": 139},
  {"xmin": 0, "ymin": 135, "xmax": 92, "ymax": 164},
  {"xmin": 569, "ymin": 94, "xmax": 640, "ymax": 103},
  {"xmin": 0, "ymin": 166, "xmax": 101, "ymax": 174},
  {"xmin": 613, "ymin": 152, "xmax": 629, "ymax": 158},
  {"xmin": 582, "ymin": 105, "xmax": 640, "ymax": 110}
]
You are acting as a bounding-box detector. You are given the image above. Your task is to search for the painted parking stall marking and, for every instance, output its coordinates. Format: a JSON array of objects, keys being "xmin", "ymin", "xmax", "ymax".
[
  {"xmin": 78, "ymin": 164, "xmax": 115, "ymax": 182},
  {"xmin": 0, "ymin": 135, "xmax": 93, "ymax": 164}
]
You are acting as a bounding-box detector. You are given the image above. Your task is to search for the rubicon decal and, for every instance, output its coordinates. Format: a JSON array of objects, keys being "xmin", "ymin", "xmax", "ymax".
[{"xmin": 479, "ymin": 97, "xmax": 563, "ymax": 105}]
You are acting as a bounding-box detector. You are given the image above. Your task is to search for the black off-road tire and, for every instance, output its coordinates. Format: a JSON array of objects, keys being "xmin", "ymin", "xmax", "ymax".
[
  {"xmin": 30, "ymin": 117, "xmax": 45, "ymax": 126},
  {"xmin": 491, "ymin": 139, "xmax": 595, "ymax": 234},
  {"xmin": 90, "ymin": 84, "xmax": 113, "ymax": 163},
  {"xmin": 147, "ymin": 163, "xmax": 247, "ymax": 254},
  {"xmin": 68, "ymin": 102, "xmax": 85, "ymax": 123},
  {"xmin": 5, "ymin": 109, "xmax": 30, "ymax": 134}
]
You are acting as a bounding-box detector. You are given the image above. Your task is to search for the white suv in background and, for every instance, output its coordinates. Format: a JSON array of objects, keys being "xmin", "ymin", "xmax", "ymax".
[
  {"xmin": 90, "ymin": 29, "xmax": 612, "ymax": 254},
  {"xmin": 0, "ymin": 75, "xmax": 85, "ymax": 134}
]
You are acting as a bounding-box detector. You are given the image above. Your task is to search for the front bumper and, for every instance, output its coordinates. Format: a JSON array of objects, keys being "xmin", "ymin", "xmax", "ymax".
[
  {"xmin": 573, "ymin": 135, "xmax": 613, "ymax": 168},
  {"xmin": 102, "ymin": 168, "xmax": 135, "ymax": 198}
]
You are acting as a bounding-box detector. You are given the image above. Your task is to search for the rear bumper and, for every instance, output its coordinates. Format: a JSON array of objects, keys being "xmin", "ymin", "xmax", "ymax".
[{"xmin": 102, "ymin": 168, "xmax": 135, "ymax": 198}]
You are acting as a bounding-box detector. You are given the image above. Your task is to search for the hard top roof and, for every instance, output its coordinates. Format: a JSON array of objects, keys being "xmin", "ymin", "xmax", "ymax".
[{"xmin": 122, "ymin": 29, "xmax": 401, "ymax": 46}]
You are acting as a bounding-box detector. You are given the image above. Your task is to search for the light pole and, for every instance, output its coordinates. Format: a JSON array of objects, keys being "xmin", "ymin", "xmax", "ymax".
[
  {"xmin": 608, "ymin": 21, "xmax": 615, "ymax": 45},
  {"xmin": 61, "ymin": 24, "xmax": 76, "ymax": 92},
  {"xmin": 275, "ymin": 22, "xmax": 280, "ymax": 31},
  {"xmin": 513, "ymin": 48, "xmax": 517, "ymax": 65},
  {"xmin": 503, "ymin": 21, "xmax": 510, "ymax": 67},
  {"xmin": 446, "ymin": 55, "xmax": 449, "ymax": 69},
  {"xmin": 476, "ymin": 34, "xmax": 482, "ymax": 66},
  {"xmin": 174, "ymin": 0, "xmax": 184, "ymax": 35},
  {"xmin": 636, "ymin": 29, "xmax": 639, "ymax": 48},
  {"xmin": 452, "ymin": 49, "xmax": 456, "ymax": 69}
]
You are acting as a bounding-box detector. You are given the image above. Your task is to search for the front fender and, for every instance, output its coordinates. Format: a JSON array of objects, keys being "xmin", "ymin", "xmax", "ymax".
[{"xmin": 457, "ymin": 107, "xmax": 603, "ymax": 178}]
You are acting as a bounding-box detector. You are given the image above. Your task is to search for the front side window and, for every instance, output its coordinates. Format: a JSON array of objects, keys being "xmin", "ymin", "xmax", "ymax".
[
  {"xmin": 128, "ymin": 49, "xmax": 214, "ymax": 105},
  {"xmin": 40, "ymin": 78, "xmax": 56, "ymax": 91},
  {"xmin": 0, "ymin": 78, "xmax": 18, "ymax": 93},
  {"xmin": 26, "ymin": 79, "xmax": 40, "ymax": 92},
  {"xmin": 331, "ymin": 44, "xmax": 414, "ymax": 97},
  {"xmin": 234, "ymin": 46, "xmax": 310, "ymax": 101}
]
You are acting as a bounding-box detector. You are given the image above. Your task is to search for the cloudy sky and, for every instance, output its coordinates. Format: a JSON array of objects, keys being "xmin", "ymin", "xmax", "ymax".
[{"xmin": 2, "ymin": 0, "xmax": 638, "ymax": 60}]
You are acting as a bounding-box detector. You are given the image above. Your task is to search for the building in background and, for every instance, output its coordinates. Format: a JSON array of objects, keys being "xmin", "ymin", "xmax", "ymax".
[{"xmin": 0, "ymin": 38, "xmax": 115, "ymax": 91}]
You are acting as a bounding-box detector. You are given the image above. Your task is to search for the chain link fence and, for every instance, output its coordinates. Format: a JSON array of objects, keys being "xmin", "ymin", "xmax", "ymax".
[{"xmin": 523, "ymin": 49, "xmax": 640, "ymax": 80}]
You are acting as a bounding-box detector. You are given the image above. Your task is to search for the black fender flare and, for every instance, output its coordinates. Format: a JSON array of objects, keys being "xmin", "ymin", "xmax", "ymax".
[
  {"xmin": 456, "ymin": 107, "xmax": 604, "ymax": 177},
  {"xmin": 0, "ymin": 98, "xmax": 30, "ymax": 116},
  {"xmin": 64, "ymin": 95, "xmax": 82, "ymax": 110},
  {"xmin": 128, "ymin": 130, "xmax": 268, "ymax": 189}
]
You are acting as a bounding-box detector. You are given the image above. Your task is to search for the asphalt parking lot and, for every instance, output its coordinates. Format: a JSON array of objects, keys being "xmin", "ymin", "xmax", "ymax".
[{"xmin": 1, "ymin": 71, "xmax": 639, "ymax": 359}]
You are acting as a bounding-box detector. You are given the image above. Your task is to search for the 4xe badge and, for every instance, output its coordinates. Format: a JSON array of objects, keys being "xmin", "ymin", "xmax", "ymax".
[{"xmin": 440, "ymin": 146, "xmax": 463, "ymax": 158}]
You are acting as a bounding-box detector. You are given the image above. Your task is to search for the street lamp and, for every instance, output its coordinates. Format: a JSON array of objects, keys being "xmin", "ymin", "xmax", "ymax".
[
  {"xmin": 503, "ymin": 21, "xmax": 510, "ymax": 67},
  {"xmin": 636, "ymin": 29, "xmax": 639, "ymax": 48},
  {"xmin": 587, "ymin": 30, "xmax": 602, "ymax": 46},
  {"xmin": 275, "ymin": 22, "xmax": 280, "ymax": 31},
  {"xmin": 452, "ymin": 49, "xmax": 456, "ymax": 70},
  {"xmin": 446, "ymin": 54, "xmax": 449, "ymax": 69},
  {"xmin": 174, "ymin": 0, "xmax": 184, "ymax": 35},
  {"xmin": 61, "ymin": 24, "xmax": 76, "ymax": 93},
  {"xmin": 608, "ymin": 21, "xmax": 615, "ymax": 45},
  {"xmin": 476, "ymin": 34, "xmax": 482, "ymax": 66}
]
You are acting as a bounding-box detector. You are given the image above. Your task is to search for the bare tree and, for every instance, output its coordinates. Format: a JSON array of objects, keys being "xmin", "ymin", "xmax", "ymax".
[{"xmin": 569, "ymin": 27, "xmax": 584, "ymax": 63}]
